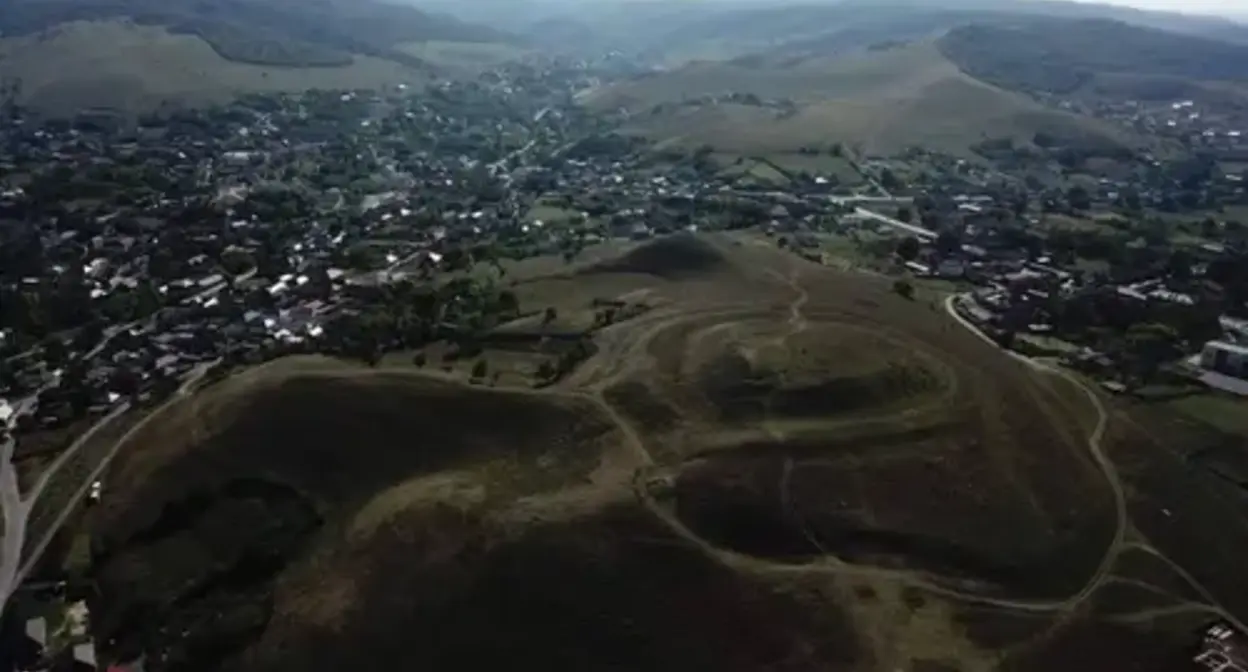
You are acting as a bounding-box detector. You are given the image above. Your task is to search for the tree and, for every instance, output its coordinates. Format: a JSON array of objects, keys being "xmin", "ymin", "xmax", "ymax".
[
  {"xmin": 1119, "ymin": 188, "xmax": 1142, "ymax": 212},
  {"xmin": 897, "ymin": 207, "xmax": 913, "ymax": 223},
  {"xmin": 496, "ymin": 290, "xmax": 520, "ymax": 319},
  {"xmin": 411, "ymin": 352, "xmax": 427, "ymax": 368},
  {"xmin": 109, "ymin": 366, "xmax": 142, "ymax": 398},
  {"xmin": 893, "ymin": 279, "xmax": 915, "ymax": 300},
  {"xmin": 471, "ymin": 359, "xmax": 488, "ymax": 381},
  {"xmin": 1122, "ymin": 323, "xmax": 1180, "ymax": 387},
  {"xmin": 1200, "ymin": 217, "xmax": 1220, "ymax": 239},
  {"xmin": 536, "ymin": 360, "xmax": 555, "ymax": 381},
  {"xmin": 221, "ymin": 249, "xmax": 256, "ymax": 276},
  {"xmin": 1067, "ymin": 185, "xmax": 1092, "ymax": 211},
  {"xmin": 896, "ymin": 236, "xmax": 921, "ymax": 262},
  {"xmin": 42, "ymin": 336, "xmax": 66, "ymax": 367},
  {"xmin": 880, "ymin": 168, "xmax": 902, "ymax": 192},
  {"xmin": 935, "ymin": 229, "xmax": 961, "ymax": 256},
  {"xmin": 1167, "ymin": 249, "xmax": 1194, "ymax": 282},
  {"xmin": 1011, "ymin": 194, "xmax": 1029, "ymax": 218},
  {"xmin": 542, "ymin": 307, "xmax": 557, "ymax": 325}
]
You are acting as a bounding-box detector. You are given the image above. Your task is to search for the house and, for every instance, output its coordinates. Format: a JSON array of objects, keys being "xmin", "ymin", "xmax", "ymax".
[
  {"xmin": 936, "ymin": 259, "xmax": 965, "ymax": 278},
  {"xmin": 1195, "ymin": 623, "xmax": 1248, "ymax": 672},
  {"xmin": 24, "ymin": 617, "xmax": 47, "ymax": 654},
  {"xmin": 71, "ymin": 642, "xmax": 97, "ymax": 671},
  {"xmin": 1201, "ymin": 341, "xmax": 1248, "ymax": 379}
]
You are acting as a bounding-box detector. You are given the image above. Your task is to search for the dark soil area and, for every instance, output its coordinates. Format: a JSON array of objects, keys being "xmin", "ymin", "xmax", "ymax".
[
  {"xmin": 999, "ymin": 616, "xmax": 1199, "ymax": 672},
  {"xmin": 696, "ymin": 352, "xmax": 940, "ymax": 423},
  {"xmin": 585, "ymin": 233, "xmax": 729, "ymax": 279},
  {"xmin": 98, "ymin": 371, "xmax": 610, "ymax": 541},
  {"xmin": 1089, "ymin": 580, "xmax": 1180, "ymax": 618},
  {"xmin": 673, "ymin": 418, "xmax": 1115, "ymax": 601},
  {"xmin": 1110, "ymin": 547, "xmax": 1207, "ymax": 604},
  {"xmin": 90, "ymin": 368, "xmax": 614, "ymax": 671},
  {"xmin": 954, "ymin": 606, "xmax": 1053, "ymax": 650},
  {"xmin": 92, "ymin": 478, "xmax": 320, "ymax": 670},
  {"xmin": 243, "ymin": 505, "xmax": 864, "ymax": 672}
]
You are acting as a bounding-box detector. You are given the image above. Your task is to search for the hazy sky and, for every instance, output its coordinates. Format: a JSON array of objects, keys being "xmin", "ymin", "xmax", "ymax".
[{"xmin": 1070, "ymin": 0, "xmax": 1247, "ymax": 17}]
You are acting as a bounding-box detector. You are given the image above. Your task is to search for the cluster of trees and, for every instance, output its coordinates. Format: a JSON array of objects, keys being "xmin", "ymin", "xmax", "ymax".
[
  {"xmin": 534, "ymin": 338, "xmax": 595, "ymax": 387},
  {"xmin": 321, "ymin": 278, "xmax": 519, "ymax": 366}
]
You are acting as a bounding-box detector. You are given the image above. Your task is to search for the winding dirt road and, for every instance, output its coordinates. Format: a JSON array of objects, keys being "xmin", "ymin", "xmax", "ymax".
[
  {"xmin": 942, "ymin": 294, "xmax": 1245, "ymax": 629},
  {"xmin": 943, "ymin": 294, "xmax": 1120, "ymax": 610},
  {"xmin": 579, "ymin": 276, "xmax": 1223, "ymax": 619},
  {"xmin": 0, "ymin": 362, "xmax": 215, "ymax": 613}
]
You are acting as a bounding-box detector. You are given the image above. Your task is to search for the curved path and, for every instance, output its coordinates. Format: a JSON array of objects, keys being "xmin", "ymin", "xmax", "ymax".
[
  {"xmin": 942, "ymin": 295, "xmax": 1245, "ymax": 629},
  {"xmin": 943, "ymin": 294, "xmax": 1120, "ymax": 610},
  {"xmin": 0, "ymin": 362, "xmax": 215, "ymax": 613},
  {"xmin": 593, "ymin": 280, "xmax": 1181, "ymax": 616}
]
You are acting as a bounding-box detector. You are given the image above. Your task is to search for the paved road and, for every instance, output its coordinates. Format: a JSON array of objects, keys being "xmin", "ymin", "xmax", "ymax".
[
  {"xmin": 0, "ymin": 361, "xmax": 216, "ymax": 613},
  {"xmin": 0, "ymin": 432, "xmax": 27, "ymax": 612},
  {"xmin": 850, "ymin": 206, "xmax": 936, "ymax": 240}
]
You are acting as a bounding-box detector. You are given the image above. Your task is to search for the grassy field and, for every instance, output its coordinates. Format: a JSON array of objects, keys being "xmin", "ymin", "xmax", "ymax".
[
  {"xmin": 763, "ymin": 153, "xmax": 864, "ymax": 184},
  {"xmin": 1167, "ymin": 393, "xmax": 1248, "ymax": 437},
  {"xmin": 0, "ymin": 21, "xmax": 425, "ymax": 114},
  {"xmin": 79, "ymin": 233, "xmax": 1248, "ymax": 671},
  {"xmin": 587, "ymin": 42, "xmax": 1134, "ymax": 156},
  {"xmin": 396, "ymin": 40, "xmax": 529, "ymax": 74}
]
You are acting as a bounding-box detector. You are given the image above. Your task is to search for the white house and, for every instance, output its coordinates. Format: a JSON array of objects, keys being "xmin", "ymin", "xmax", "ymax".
[{"xmin": 1201, "ymin": 341, "xmax": 1248, "ymax": 379}]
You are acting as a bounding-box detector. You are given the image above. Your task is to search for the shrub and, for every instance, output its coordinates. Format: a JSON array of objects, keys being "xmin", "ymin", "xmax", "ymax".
[{"xmin": 893, "ymin": 279, "xmax": 915, "ymax": 300}]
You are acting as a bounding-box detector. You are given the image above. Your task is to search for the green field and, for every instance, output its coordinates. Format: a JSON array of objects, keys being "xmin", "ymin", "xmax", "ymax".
[{"xmin": 1168, "ymin": 394, "xmax": 1248, "ymax": 437}]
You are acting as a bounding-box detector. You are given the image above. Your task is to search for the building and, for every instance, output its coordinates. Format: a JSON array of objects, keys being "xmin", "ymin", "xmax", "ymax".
[
  {"xmin": 71, "ymin": 642, "xmax": 97, "ymax": 671},
  {"xmin": 1195, "ymin": 623, "xmax": 1248, "ymax": 672},
  {"xmin": 1201, "ymin": 341, "xmax": 1248, "ymax": 379}
]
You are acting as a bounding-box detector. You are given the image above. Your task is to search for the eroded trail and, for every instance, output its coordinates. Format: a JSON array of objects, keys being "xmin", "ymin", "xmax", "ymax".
[{"xmin": 579, "ymin": 278, "xmax": 1175, "ymax": 618}]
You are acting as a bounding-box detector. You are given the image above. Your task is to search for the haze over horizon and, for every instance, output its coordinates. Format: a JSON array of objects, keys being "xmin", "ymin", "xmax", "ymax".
[{"xmin": 1067, "ymin": 0, "xmax": 1246, "ymax": 18}]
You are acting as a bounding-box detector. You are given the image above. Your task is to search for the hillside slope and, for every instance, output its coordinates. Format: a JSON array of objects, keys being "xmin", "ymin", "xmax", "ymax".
[
  {"xmin": 0, "ymin": 0, "xmax": 511, "ymax": 68},
  {"xmin": 585, "ymin": 42, "xmax": 1134, "ymax": 156},
  {"xmin": 89, "ymin": 358, "xmax": 626, "ymax": 671},
  {"xmin": 939, "ymin": 18, "xmax": 1248, "ymax": 96},
  {"xmin": 0, "ymin": 21, "xmax": 424, "ymax": 114}
]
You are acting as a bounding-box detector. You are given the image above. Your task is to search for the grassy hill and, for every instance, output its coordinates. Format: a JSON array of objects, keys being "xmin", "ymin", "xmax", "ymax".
[
  {"xmin": 938, "ymin": 18, "xmax": 1248, "ymax": 96},
  {"xmin": 569, "ymin": 0, "xmax": 1248, "ymax": 62},
  {"xmin": 0, "ymin": 0, "xmax": 519, "ymax": 111},
  {"xmin": 0, "ymin": 0, "xmax": 512, "ymax": 68},
  {"xmin": 0, "ymin": 21, "xmax": 425, "ymax": 114},
  {"xmin": 89, "ymin": 357, "xmax": 624, "ymax": 671},
  {"xmin": 72, "ymin": 236, "xmax": 1248, "ymax": 671},
  {"xmin": 584, "ymin": 41, "xmax": 1134, "ymax": 156}
]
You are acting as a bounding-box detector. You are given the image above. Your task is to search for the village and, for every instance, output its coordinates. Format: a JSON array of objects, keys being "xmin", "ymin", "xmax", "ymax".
[{"xmin": 2, "ymin": 46, "xmax": 1248, "ymax": 670}]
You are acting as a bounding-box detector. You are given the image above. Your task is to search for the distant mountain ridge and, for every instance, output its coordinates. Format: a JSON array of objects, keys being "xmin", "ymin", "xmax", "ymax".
[
  {"xmin": 938, "ymin": 18, "xmax": 1248, "ymax": 96},
  {"xmin": 444, "ymin": 0, "xmax": 1248, "ymax": 54}
]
